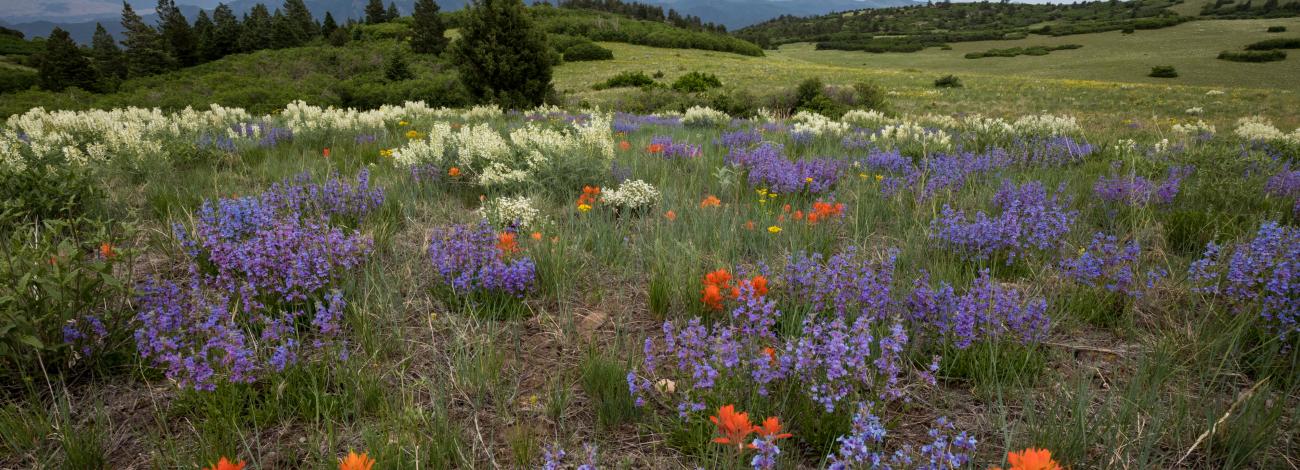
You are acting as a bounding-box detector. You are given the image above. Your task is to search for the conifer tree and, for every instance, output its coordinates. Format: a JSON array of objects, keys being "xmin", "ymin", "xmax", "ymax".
[
  {"xmin": 282, "ymin": 0, "xmax": 317, "ymax": 40},
  {"xmin": 193, "ymin": 10, "xmax": 215, "ymax": 62},
  {"xmin": 365, "ymin": 0, "xmax": 387, "ymax": 24},
  {"xmin": 450, "ymin": 0, "xmax": 553, "ymax": 108},
  {"xmin": 120, "ymin": 1, "xmax": 175, "ymax": 77},
  {"xmin": 386, "ymin": 2, "xmax": 401, "ymax": 21},
  {"xmin": 157, "ymin": 0, "xmax": 198, "ymax": 67},
  {"xmin": 240, "ymin": 4, "xmax": 274, "ymax": 51},
  {"xmin": 321, "ymin": 12, "xmax": 339, "ymax": 37},
  {"xmin": 90, "ymin": 22, "xmax": 126, "ymax": 85},
  {"xmin": 270, "ymin": 9, "xmax": 301, "ymax": 48},
  {"xmin": 211, "ymin": 3, "xmax": 241, "ymax": 57},
  {"xmin": 411, "ymin": 0, "xmax": 449, "ymax": 55},
  {"xmin": 38, "ymin": 27, "xmax": 98, "ymax": 92}
]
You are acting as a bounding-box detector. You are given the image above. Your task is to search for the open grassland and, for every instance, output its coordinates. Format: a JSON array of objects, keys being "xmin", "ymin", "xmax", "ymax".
[{"xmin": 773, "ymin": 18, "xmax": 1300, "ymax": 92}]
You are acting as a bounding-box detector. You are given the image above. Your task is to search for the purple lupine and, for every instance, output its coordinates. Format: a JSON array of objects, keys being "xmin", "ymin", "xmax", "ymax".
[
  {"xmin": 426, "ymin": 221, "xmax": 536, "ymax": 298},
  {"xmin": 750, "ymin": 437, "xmax": 781, "ymax": 470},
  {"xmin": 1188, "ymin": 221, "xmax": 1300, "ymax": 342},
  {"xmin": 931, "ymin": 180, "xmax": 1077, "ymax": 263},
  {"xmin": 1094, "ymin": 164, "xmax": 1193, "ymax": 207},
  {"xmin": 1060, "ymin": 232, "xmax": 1158, "ymax": 297},
  {"xmin": 727, "ymin": 142, "xmax": 843, "ymax": 194},
  {"xmin": 907, "ymin": 270, "xmax": 1051, "ymax": 348},
  {"xmin": 718, "ymin": 129, "xmax": 763, "ymax": 149},
  {"xmin": 1008, "ymin": 136, "xmax": 1094, "ymax": 167},
  {"xmin": 784, "ymin": 248, "xmax": 898, "ymax": 321},
  {"xmin": 648, "ymin": 135, "xmax": 702, "ymax": 159},
  {"xmin": 1266, "ymin": 165, "xmax": 1300, "ymax": 215},
  {"xmin": 613, "ymin": 112, "xmax": 681, "ymax": 130}
]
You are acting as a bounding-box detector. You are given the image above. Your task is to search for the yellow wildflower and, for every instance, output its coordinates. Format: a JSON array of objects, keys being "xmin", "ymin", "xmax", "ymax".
[
  {"xmin": 577, "ymin": 204, "xmax": 592, "ymax": 213},
  {"xmin": 767, "ymin": 226, "xmax": 782, "ymax": 234}
]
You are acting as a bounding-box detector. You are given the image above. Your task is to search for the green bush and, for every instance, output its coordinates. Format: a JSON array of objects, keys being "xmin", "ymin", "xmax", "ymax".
[
  {"xmin": 1244, "ymin": 37, "xmax": 1300, "ymax": 50},
  {"xmin": 853, "ymin": 81, "xmax": 890, "ymax": 112},
  {"xmin": 1217, "ymin": 50, "xmax": 1287, "ymax": 62},
  {"xmin": 562, "ymin": 42, "xmax": 614, "ymax": 61},
  {"xmin": 670, "ymin": 71, "xmax": 722, "ymax": 93},
  {"xmin": 1267, "ymin": 26, "xmax": 1287, "ymax": 33},
  {"xmin": 592, "ymin": 70, "xmax": 655, "ymax": 90},
  {"xmin": 384, "ymin": 51, "xmax": 415, "ymax": 81},
  {"xmin": 934, "ymin": 74, "xmax": 963, "ymax": 88},
  {"xmin": 0, "ymin": 68, "xmax": 36, "ymax": 94},
  {"xmin": 1148, "ymin": 65, "xmax": 1178, "ymax": 78},
  {"xmin": 1, "ymin": 217, "xmax": 134, "ymax": 389},
  {"xmin": 355, "ymin": 22, "xmax": 412, "ymax": 41},
  {"xmin": 965, "ymin": 44, "xmax": 1082, "ymax": 59}
]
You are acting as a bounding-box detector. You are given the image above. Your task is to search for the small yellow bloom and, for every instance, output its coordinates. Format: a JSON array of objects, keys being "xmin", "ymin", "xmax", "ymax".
[
  {"xmin": 768, "ymin": 193, "xmax": 778, "ymax": 198},
  {"xmin": 577, "ymin": 204, "xmax": 592, "ymax": 213},
  {"xmin": 859, "ymin": 173, "xmax": 869, "ymax": 180},
  {"xmin": 405, "ymin": 130, "xmax": 421, "ymax": 139},
  {"xmin": 399, "ymin": 120, "xmax": 409, "ymax": 126},
  {"xmin": 756, "ymin": 188, "xmax": 768, "ymax": 196},
  {"xmin": 875, "ymin": 174, "xmax": 884, "ymax": 182},
  {"xmin": 805, "ymin": 177, "xmax": 814, "ymax": 183},
  {"xmin": 767, "ymin": 225, "xmax": 782, "ymax": 233}
]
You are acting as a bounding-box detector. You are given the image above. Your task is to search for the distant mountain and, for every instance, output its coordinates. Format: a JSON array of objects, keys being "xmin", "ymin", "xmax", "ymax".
[{"xmin": 0, "ymin": 0, "xmax": 919, "ymax": 43}]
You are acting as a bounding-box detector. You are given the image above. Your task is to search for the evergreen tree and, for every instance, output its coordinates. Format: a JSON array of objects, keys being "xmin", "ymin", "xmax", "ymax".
[
  {"xmin": 120, "ymin": 1, "xmax": 175, "ymax": 77},
  {"xmin": 411, "ymin": 0, "xmax": 449, "ymax": 55},
  {"xmin": 193, "ymin": 10, "xmax": 215, "ymax": 62},
  {"xmin": 282, "ymin": 0, "xmax": 317, "ymax": 40},
  {"xmin": 387, "ymin": 2, "xmax": 401, "ymax": 20},
  {"xmin": 321, "ymin": 11, "xmax": 339, "ymax": 37},
  {"xmin": 240, "ymin": 4, "xmax": 274, "ymax": 52},
  {"xmin": 270, "ymin": 9, "xmax": 301, "ymax": 48},
  {"xmin": 38, "ymin": 27, "xmax": 98, "ymax": 92},
  {"xmin": 366, "ymin": 0, "xmax": 387, "ymax": 23},
  {"xmin": 90, "ymin": 22, "xmax": 126, "ymax": 84},
  {"xmin": 384, "ymin": 49, "xmax": 414, "ymax": 81},
  {"xmin": 450, "ymin": 0, "xmax": 553, "ymax": 108},
  {"xmin": 157, "ymin": 0, "xmax": 198, "ymax": 67},
  {"xmin": 210, "ymin": 3, "xmax": 241, "ymax": 58}
]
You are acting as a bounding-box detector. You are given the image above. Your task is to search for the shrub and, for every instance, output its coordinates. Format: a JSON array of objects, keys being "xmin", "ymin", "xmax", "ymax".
[
  {"xmin": 1244, "ymin": 38, "xmax": 1300, "ymax": 50},
  {"xmin": 562, "ymin": 42, "xmax": 614, "ymax": 61},
  {"xmin": 1267, "ymin": 26, "xmax": 1287, "ymax": 33},
  {"xmin": 1218, "ymin": 50, "xmax": 1287, "ymax": 62},
  {"xmin": 383, "ymin": 51, "xmax": 414, "ymax": 81},
  {"xmin": 0, "ymin": 68, "xmax": 36, "ymax": 94},
  {"xmin": 671, "ymin": 71, "xmax": 722, "ymax": 93},
  {"xmin": 792, "ymin": 77, "xmax": 845, "ymax": 118},
  {"xmin": 1121, "ymin": 28, "xmax": 1135, "ymax": 34},
  {"xmin": 1148, "ymin": 65, "xmax": 1178, "ymax": 78},
  {"xmin": 853, "ymin": 81, "xmax": 890, "ymax": 112},
  {"xmin": 593, "ymin": 70, "xmax": 655, "ymax": 90},
  {"xmin": 964, "ymin": 44, "xmax": 1082, "ymax": 59},
  {"xmin": 934, "ymin": 74, "xmax": 963, "ymax": 88}
]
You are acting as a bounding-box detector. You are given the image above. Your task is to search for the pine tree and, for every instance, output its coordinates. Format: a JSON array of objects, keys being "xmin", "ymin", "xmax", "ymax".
[
  {"xmin": 240, "ymin": 4, "xmax": 274, "ymax": 52},
  {"xmin": 386, "ymin": 2, "xmax": 401, "ymax": 21},
  {"xmin": 38, "ymin": 27, "xmax": 98, "ymax": 92},
  {"xmin": 210, "ymin": 3, "xmax": 241, "ymax": 58},
  {"xmin": 282, "ymin": 0, "xmax": 317, "ymax": 40},
  {"xmin": 384, "ymin": 49, "xmax": 414, "ymax": 81},
  {"xmin": 193, "ymin": 10, "xmax": 215, "ymax": 62},
  {"xmin": 90, "ymin": 22, "xmax": 126, "ymax": 84},
  {"xmin": 450, "ymin": 0, "xmax": 553, "ymax": 108},
  {"xmin": 157, "ymin": 0, "xmax": 198, "ymax": 67},
  {"xmin": 270, "ymin": 9, "xmax": 301, "ymax": 49},
  {"xmin": 411, "ymin": 0, "xmax": 449, "ymax": 55},
  {"xmin": 321, "ymin": 11, "xmax": 339, "ymax": 37},
  {"xmin": 365, "ymin": 0, "xmax": 387, "ymax": 24},
  {"xmin": 120, "ymin": 1, "xmax": 175, "ymax": 77}
]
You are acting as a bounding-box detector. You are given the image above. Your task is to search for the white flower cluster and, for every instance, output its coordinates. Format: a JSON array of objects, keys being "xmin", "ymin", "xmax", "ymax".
[
  {"xmin": 961, "ymin": 114, "xmax": 1015, "ymax": 137},
  {"xmin": 1206, "ymin": 90, "xmax": 1225, "ymax": 96},
  {"xmin": 1011, "ymin": 114, "xmax": 1080, "ymax": 137},
  {"xmin": 603, "ymin": 179, "xmax": 661, "ymax": 211},
  {"xmin": 753, "ymin": 108, "xmax": 781, "ymax": 123},
  {"xmin": 917, "ymin": 113, "xmax": 960, "ymax": 130},
  {"xmin": 791, "ymin": 111, "xmax": 850, "ymax": 136},
  {"xmin": 681, "ymin": 106, "xmax": 730, "ymax": 127},
  {"xmin": 1234, "ymin": 116, "xmax": 1300, "ymax": 144},
  {"xmin": 871, "ymin": 122, "xmax": 953, "ymax": 152},
  {"xmin": 461, "ymin": 104, "xmax": 504, "ymax": 121},
  {"xmin": 840, "ymin": 109, "xmax": 891, "ymax": 129},
  {"xmin": 1185, "ymin": 107, "xmax": 1204, "ymax": 115},
  {"xmin": 478, "ymin": 195, "xmax": 543, "ymax": 231},
  {"xmin": 1172, "ymin": 120, "xmax": 1216, "ymax": 136}
]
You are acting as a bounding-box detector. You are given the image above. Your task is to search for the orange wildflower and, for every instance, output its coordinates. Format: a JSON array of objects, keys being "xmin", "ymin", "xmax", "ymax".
[
  {"xmin": 704, "ymin": 269, "xmax": 733, "ymax": 289},
  {"xmin": 762, "ymin": 346, "xmax": 777, "ymax": 365},
  {"xmin": 993, "ymin": 448, "xmax": 1062, "ymax": 470},
  {"xmin": 710, "ymin": 405, "xmax": 756, "ymax": 450},
  {"xmin": 701, "ymin": 284, "xmax": 726, "ymax": 311},
  {"xmin": 619, "ymin": 140, "xmax": 631, "ymax": 151},
  {"xmin": 577, "ymin": 185, "xmax": 601, "ymax": 208},
  {"xmin": 699, "ymin": 195, "xmax": 722, "ymax": 208},
  {"xmin": 744, "ymin": 220, "xmax": 756, "ymax": 230},
  {"xmin": 99, "ymin": 242, "xmax": 116, "ymax": 259},
  {"xmin": 497, "ymin": 232, "xmax": 519, "ymax": 255},
  {"xmin": 531, "ymin": 232, "xmax": 542, "ymax": 241},
  {"xmin": 750, "ymin": 275, "xmax": 769, "ymax": 297},
  {"xmin": 647, "ymin": 143, "xmax": 665, "ymax": 154},
  {"xmin": 753, "ymin": 416, "xmax": 793, "ymax": 441},
  {"xmin": 665, "ymin": 210, "xmax": 677, "ymax": 221},
  {"xmin": 338, "ymin": 451, "xmax": 376, "ymax": 470},
  {"xmin": 322, "ymin": 147, "xmax": 331, "ymax": 158},
  {"xmin": 793, "ymin": 210, "xmax": 804, "ymax": 221},
  {"xmin": 782, "ymin": 204, "xmax": 791, "ymax": 213},
  {"xmin": 448, "ymin": 167, "xmax": 461, "ymax": 177},
  {"xmin": 203, "ymin": 457, "xmax": 247, "ymax": 470}
]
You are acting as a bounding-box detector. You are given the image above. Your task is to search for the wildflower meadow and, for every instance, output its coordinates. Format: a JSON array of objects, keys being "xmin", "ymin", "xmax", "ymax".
[{"xmin": 2, "ymin": 99, "xmax": 1298, "ymax": 469}]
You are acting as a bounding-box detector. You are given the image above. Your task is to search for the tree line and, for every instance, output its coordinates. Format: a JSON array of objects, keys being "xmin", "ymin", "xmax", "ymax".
[
  {"xmin": 556, "ymin": 0, "xmax": 727, "ymax": 33},
  {"xmin": 35, "ymin": 0, "xmax": 451, "ymax": 93}
]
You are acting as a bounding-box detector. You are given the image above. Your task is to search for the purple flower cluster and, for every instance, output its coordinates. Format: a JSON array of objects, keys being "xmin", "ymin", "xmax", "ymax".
[
  {"xmin": 541, "ymin": 443, "xmax": 598, "ymax": 470},
  {"xmin": 135, "ymin": 172, "xmax": 378, "ymax": 390},
  {"xmin": 613, "ymin": 112, "xmax": 681, "ymax": 133},
  {"xmin": 907, "ymin": 270, "xmax": 1050, "ymax": 349},
  {"xmin": 1188, "ymin": 221, "xmax": 1300, "ymax": 341},
  {"xmin": 930, "ymin": 180, "xmax": 1078, "ymax": 262},
  {"xmin": 1008, "ymin": 136, "xmax": 1095, "ymax": 167},
  {"xmin": 409, "ymin": 163, "xmax": 442, "ymax": 184},
  {"xmin": 828, "ymin": 404, "xmax": 976, "ymax": 470},
  {"xmin": 230, "ymin": 122, "xmax": 293, "ymax": 147},
  {"xmin": 1266, "ymin": 166, "xmax": 1300, "ymax": 216},
  {"xmin": 1060, "ymin": 232, "xmax": 1162, "ymax": 297},
  {"xmin": 1093, "ymin": 165, "xmax": 1193, "ymax": 206},
  {"xmin": 648, "ymin": 135, "xmax": 701, "ymax": 159},
  {"xmin": 197, "ymin": 134, "xmax": 237, "ymax": 153},
  {"xmin": 426, "ymin": 221, "xmax": 536, "ymax": 297},
  {"xmin": 717, "ymin": 129, "xmax": 763, "ymax": 149},
  {"xmin": 726, "ymin": 142, "xmax": 843, "ymax": 194},
  {"xmin": 784, "ymin": 248, "xmax": 898, "ymax": 321}
]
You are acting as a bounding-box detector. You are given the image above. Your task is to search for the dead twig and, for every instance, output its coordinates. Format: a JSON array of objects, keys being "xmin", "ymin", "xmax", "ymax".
[{"xmin": 1175, "ymin": 377, "xmax": 1270, "ymax": 467}]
